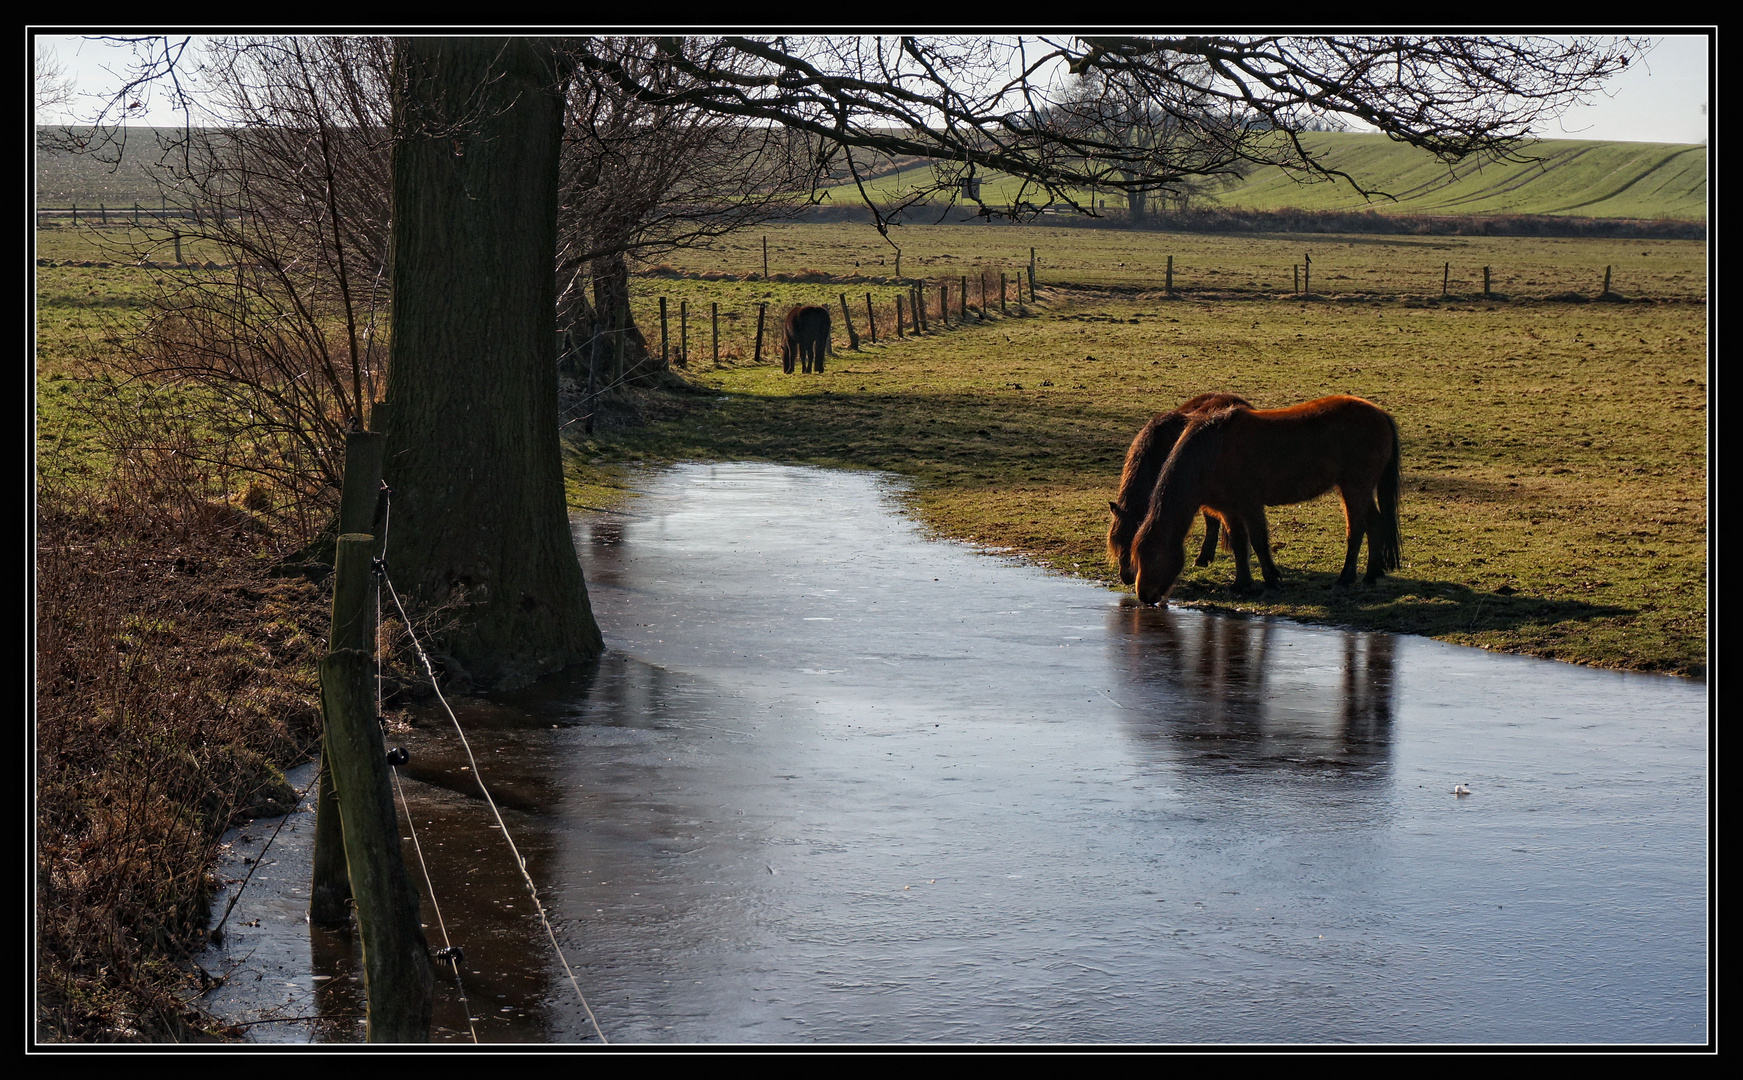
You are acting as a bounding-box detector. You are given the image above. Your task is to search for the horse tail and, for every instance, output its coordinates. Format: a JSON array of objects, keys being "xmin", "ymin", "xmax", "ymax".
[{"xmin": 1372, "ymin": 413, "xmax": 1403, "ymax": 573}]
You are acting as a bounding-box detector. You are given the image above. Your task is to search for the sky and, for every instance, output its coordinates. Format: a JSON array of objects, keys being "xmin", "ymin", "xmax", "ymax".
[{"xmin": 31, "ymin": 31, "xmax": 1713, "ymax": 145}]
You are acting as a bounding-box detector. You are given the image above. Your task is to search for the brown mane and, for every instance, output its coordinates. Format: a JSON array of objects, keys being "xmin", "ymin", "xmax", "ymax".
[{"xmin": 1108, "ymin": 393, "xmax": 1253, "ymax": 585}]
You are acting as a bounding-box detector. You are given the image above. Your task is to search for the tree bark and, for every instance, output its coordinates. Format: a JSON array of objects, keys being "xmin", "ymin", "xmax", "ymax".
[{"xmin": 385, "ymin": 37, "xmax": 603, "ymax": 689}]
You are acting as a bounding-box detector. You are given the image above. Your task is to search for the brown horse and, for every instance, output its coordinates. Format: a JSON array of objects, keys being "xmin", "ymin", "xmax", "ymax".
[
  {"xmin": 1131, "ymin": 395, "xmax": 1402, "ymax": 604},
  {"xmin": 1107, "ymin": 393, "xmax": 1261, "ymax": 586},
  {"xmin": 782, "ymin": 305, "xmax": 831, "ymax": 374}
]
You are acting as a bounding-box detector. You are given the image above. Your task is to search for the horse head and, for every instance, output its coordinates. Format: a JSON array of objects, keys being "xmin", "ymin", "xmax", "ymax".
[
  {"xmin": 1107, "ymin": 500, "xmax": 1141, "ymax": 585},
  {"xmin": 1132, "ymin": 520, "xmax": 1187, "ymax": 605}
]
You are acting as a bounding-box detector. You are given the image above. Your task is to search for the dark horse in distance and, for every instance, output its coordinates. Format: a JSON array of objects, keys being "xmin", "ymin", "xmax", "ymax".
[
  {"xmin": 1131, "ymin": 395, "xmax": 1402, "ymax": 604},
  {"xmin": 782, "ymin": 305, "xmax": 831, "ymax": 374},
  {"xmin": 1108, "ymin": 393, "xmax": 1261, "ymax": 587}
]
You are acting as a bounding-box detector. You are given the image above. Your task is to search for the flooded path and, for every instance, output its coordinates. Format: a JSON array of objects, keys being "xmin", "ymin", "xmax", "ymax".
[{"xmin": 202, "ymin": 463, "xmax": 1708, "ymax": 1045}]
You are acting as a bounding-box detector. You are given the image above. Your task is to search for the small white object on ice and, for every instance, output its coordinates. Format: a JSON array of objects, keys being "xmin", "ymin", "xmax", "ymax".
[{"xmin": 1453, "ymin": 784, "xmax": 1472, "ymax": 796}]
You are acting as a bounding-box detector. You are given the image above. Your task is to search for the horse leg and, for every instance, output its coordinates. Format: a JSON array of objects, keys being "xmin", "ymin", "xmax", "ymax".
[
  {"xmin": 1243, "ymin": 506, "xmax": 1282, "ymax": 589},
  {"xmin": 1224, "ymin": 516, "xmax": 1255, "ymax": 593},
  {"xmin": 1335, "ymin": 490, "xmax": 1368, "ymax": 587},
  {"xmin": 1195, "ymin": 512, "xmax": 1220, "ymax": 567},
  {"xmin": 1361, "ymin": 496, "xmax": 1387, "ymax": 583}
]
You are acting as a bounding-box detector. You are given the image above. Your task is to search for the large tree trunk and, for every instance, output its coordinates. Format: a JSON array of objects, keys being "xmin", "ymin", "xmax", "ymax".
[{"xmin": 384, "ymin": 37, "xmax": 603, "ymax": 689}]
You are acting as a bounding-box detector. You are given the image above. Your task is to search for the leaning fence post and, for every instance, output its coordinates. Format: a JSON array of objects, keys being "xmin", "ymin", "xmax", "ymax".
[
  {"xmin": 320, "ymin": 636, "xmax": 433, "ymax": 1042},
  {"xmin": 755, "ymin": 302, "xmax": 767, "ymax": 362},
  {"xmin": 865, "ymin": 293, "xmax": 876, "ymax": 345},
  {"xmin": 311, "ymin": 429, "xmax": 384, "ymax": 926},
  {"xmin": 839, "ymin": 293, "xmax": 859, "ymax": 350},
  {"xmin": 679, "ymin": 300, "xmax": 688, "ymax": 367},
  {"xmin": 940, "ymin": 282, "xmax": 949, "ymax": 328},
  {"xmin": 1603, "ymin": 265, "xmax": 1613, "ymax": 295},
  {"xmin": 660, "ymin": 296, "xmax": 669, "ymax": 368},
  {"xmin": 960, "ymin": 275, "xmax": 969, "ymax": 320}
]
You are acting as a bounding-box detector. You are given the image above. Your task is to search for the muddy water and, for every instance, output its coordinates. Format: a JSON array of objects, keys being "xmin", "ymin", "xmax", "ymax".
[{"xmin": 202, "ymin": 462, "xmax": 1708, "ymax": 1045}]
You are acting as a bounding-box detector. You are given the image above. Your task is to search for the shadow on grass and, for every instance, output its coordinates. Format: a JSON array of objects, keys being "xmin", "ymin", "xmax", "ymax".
[{"xmin": 1166, "ymin": 568, "xmax": 1635, "ymax": 641}]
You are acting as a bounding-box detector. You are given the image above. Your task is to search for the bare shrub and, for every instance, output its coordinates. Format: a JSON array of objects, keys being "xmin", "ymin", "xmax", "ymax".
[{"xmin": 34, "ymin": 477, "xmax": 325, "ymax": 1041}]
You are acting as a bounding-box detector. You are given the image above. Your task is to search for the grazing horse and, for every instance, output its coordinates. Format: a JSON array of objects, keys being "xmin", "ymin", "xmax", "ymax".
[
  {"xmin": 1131, "ymin": 395, "xmax": 1402, "ymax": 604},
  {"xmin": 1107, "ymin": 393, "xmax": 1261, "ymax": 586},
  {"xmin": 782, "ymin": 305, "xmax": 831, "ymax": 374}
]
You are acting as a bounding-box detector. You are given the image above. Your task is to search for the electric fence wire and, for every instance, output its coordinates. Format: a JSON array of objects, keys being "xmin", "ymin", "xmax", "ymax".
[
  {"xmin": 369, "ymin": 544, "xmax": 480, "ymax": 1041},
  {"xmin": 376, "ymin": 487, "xmax": 609, "ymax": 1045},
  {"xmin": 389, "ymin": 762, "xmax": 481, "ymax": 1044}
]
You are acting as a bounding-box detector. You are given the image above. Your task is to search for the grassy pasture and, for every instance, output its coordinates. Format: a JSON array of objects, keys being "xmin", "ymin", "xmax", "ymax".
[
  {"xmin": 640, "ymin": 221, "xmax": 1707, "ymax": 301},
  {"xmin": 823, "ymin": 132, "xmax": 1709, "ymax": 221},
  {"xmin": 590, "ymin": 226, "xmax": 1708, "ymax": 677}
]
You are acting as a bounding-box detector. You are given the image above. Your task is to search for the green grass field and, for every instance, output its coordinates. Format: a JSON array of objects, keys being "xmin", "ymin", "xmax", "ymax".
[{"xmin": 821, "ymin": 131, "xmax": 1709, "ymax": 221}]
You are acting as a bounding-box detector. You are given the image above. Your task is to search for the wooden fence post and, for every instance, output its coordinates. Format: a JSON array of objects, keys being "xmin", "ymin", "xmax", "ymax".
[
  {"xmin": 711, "ymin": 302, "xmax": 719, "ymax": 366},
  {"xmin": 839, "ymin": 294, "xmax": 859, "ymax": 350},
  {"xmin": 940, "ymin": 282, "xmax": 949, "ymax": 328},
  {"xmin": 1603, "ymin": 265, "xmax": 1613, "ymax": 295},
  {"xmin": 311, "ymin": 430, "xmax": 384, "ymax": 926},
  {"xmin": 1443, "ymin": 263, "xmax": 1449, "ymax": 297},
  {"xmin": 1000, "ymin": 273, "xmax": 1007, "ymax": 315},
  {"xmin": 755, "ymin": 302, "xmax": 767, "ymax": 362},
  {"xmin": 320, "ymin": 638, "xmax": 433, "ymax": 1043},
  {"xmin": 1483, "ymin": 266, "xmax": 1491, "ymax": 298},
  {"xmin": 763, "ymin": 235, "xmax": 769, "ymax": 279},
  {"xmin": 1304, "ymin": 253, "xmax": 1311, "ymax": 295},
  {"xmin": 960, "ymin": 275, "xmax": 969, "ymax": 319},
  {"xmin": 660, "ymin": 296, "xmax": 669, "ymax": 368},
  {"xmin": 896, "ymin": 294, "xmax": 906, "ymax": 337},
  {"xmin": 1028, "ymin": 247, "xmax": 1036, "ymax": 295},
  {"xmin": 310, "ymin": 520, "xmax": 433, "ymax": 1041},
  {"xmin": 679, "ymin": 300, "xmax": 688, "ymax": 367},
  {"xmin": 865, "ymin": 293, "xmax": 876, "ymax": 345},
  {"xmin": 1167, "ymin": 255, "xmax": 1175, "ymax": 296}
]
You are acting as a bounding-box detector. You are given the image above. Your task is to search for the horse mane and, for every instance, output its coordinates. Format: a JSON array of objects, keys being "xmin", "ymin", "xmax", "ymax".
[
  {"xmin": 1146, "ymin": 407, "xmax": 1238, "ymax": 542},
  {"xmin": 1112, "ymin": 394, "xmax": 1251, "ymax": 519},
  {"xmin": 1113, "ymin": 412, "xmax": 1190, "ymax": 519}
]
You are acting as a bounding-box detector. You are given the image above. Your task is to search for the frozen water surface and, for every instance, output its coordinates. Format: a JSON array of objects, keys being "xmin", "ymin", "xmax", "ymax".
[{"xmin": 202, "ymin": 462, "xmax": 1708, "ymax": 1046}]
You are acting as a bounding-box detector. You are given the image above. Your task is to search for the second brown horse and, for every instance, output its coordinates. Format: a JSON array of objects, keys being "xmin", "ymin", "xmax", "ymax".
[
  {"xmin": 1131, "ymin": 395, "xmax": 1402, "ymax": 604},
  {"xmin": 1108, "ymin": 393, "xmax": 1259, "ymax": 587}
]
